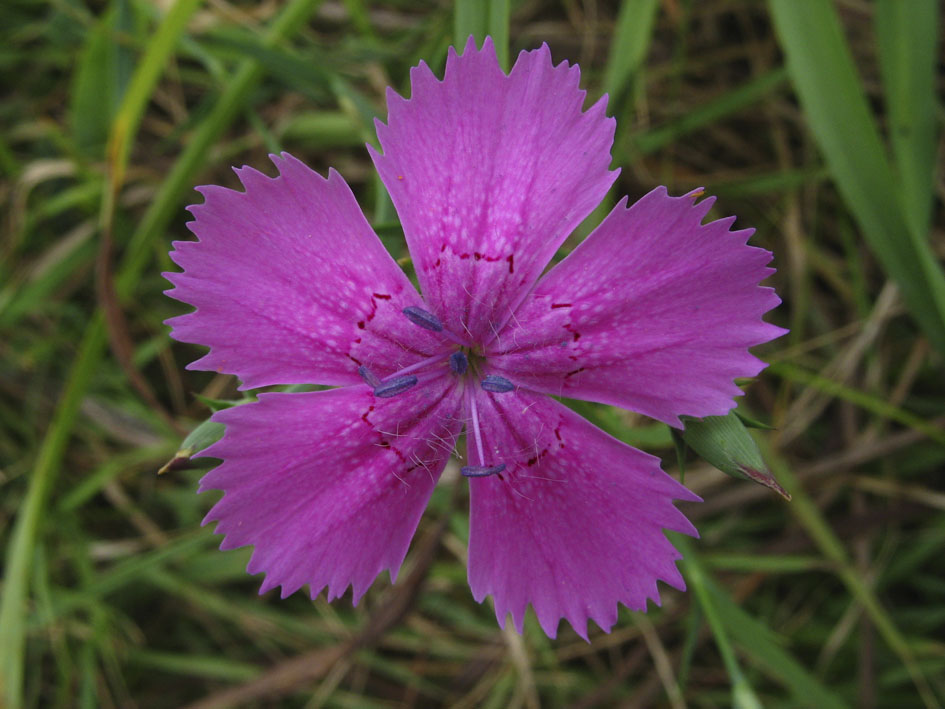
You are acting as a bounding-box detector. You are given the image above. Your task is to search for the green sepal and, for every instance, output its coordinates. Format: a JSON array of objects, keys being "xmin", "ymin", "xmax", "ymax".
[
  {"xmin": 680, "ymin": 411, "xmax": 790, "ymax": 500},
  {"xmin": 158, "ymin": 418, "xmax": 226, "ymax": 475},
  {"xmin": 733, "ymin": 409, "xmax": 777, "ymax": 430},
  {"xmin": 671, "ymin": 427, "xmax": 688, "ymax": 481},
  {"xmin": 192, "ymin": 393, "xmax": 251, "ymax": 412}
]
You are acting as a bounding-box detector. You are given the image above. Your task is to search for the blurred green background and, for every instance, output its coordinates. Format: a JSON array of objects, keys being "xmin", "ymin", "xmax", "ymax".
[{"xmin": 2, "ymin": 0, "xmax": 944, "ymax": 706}]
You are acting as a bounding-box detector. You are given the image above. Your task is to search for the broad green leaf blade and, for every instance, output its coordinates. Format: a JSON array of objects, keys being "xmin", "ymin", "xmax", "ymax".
[
  {"xmin": 681, "ymin": 411, "xmax": 789, "ymax": 500},
  {"xmin": 454, "ymin": 0, "xmax": 486, "ymax": 48},
  {"xmin": 875, "ymin": 0, "xmax": 939, "ymax": 238},
  {"xmin": 769, "ymin": 0, "xmax": 945, "ymax": 353},
  {"xmin": 70, "ymin": 0, "xmax": 136, "ymax": 156},
  {"xmin": 487, "ymin": 0, "xmax": 510, "ymax": 71},
  {"xmin": 602, "ymin": 0, "xmax": 660, "ymax": 103},
  {"xmin": 453, "ymin": 0, "xmax": 508, "ymax": 69}
]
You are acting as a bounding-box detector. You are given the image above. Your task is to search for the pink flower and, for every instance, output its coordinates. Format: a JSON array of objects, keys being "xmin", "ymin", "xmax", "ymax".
[{"xmin": 165, "ymin": 37, "xmax": 783, "ymax": 639}]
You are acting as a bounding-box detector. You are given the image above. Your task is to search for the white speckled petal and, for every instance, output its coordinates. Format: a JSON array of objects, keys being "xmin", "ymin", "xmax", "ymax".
[
  {"xmin": 200, "ymin": 381, "xmax": 463, "ymax": 603},
  {"xmin": 487, "ymin": 188, "xmax": 786, "ymax": 426},
  {"xmin": 466, "ymin": 389, "xmax": 699, "ymax": 639},
  {"xmin": 165, "ymin": 153, "xmax": 447, "ymax": 389},
  {"xmin": 370, "ymin": 37, "xmax": 618, "ymax": 343}
]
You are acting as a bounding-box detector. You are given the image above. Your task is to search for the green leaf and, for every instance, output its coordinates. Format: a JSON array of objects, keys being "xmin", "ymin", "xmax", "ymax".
[
  {"xmin": 769, "ymin": 0, "xmax": 945, "ymax": 353},
  {"xmin": 487, "ymin": 0, "xmax": 509, "ymax": 71},
  {"xmin": 70, "ymin": 0, "xmax": 136, "ymax": 156},
  {"xmin": 454, "ymin": 0, "xmax": 508, "ymax": 69},
  {"xmin": 681, "ymin": 411, "xmax": 789, "ymax": 500},
  {"xmin": 453, "ymin": 0, "xmax": 486, "ymax": 49},
  {"xmin": 602, "ymin": 0, "xmax": 660, "ymax": 103},
  {"xmin": 875, "ymin": 0, "xmax": 939, "ymax": 238}
]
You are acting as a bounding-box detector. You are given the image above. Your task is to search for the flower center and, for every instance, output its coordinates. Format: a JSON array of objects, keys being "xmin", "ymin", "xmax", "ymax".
[{"xmin": 354, "ymin": 306, "xmax": 517, "ymax": 480}]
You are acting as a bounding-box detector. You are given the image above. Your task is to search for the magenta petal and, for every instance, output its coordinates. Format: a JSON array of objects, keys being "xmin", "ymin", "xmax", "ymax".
[
  {"xmin": 370, "ymin": 37, "xmax": 618, "ymax": 343},
  {"xmin": 200, "ymin": 381, "xmax": 463, "ymax": 602},
  {"xmin": 466, "ymin": 389, "xmax": 699, "ymax": 639},
  {"xmin": 165, "ymin": 153, "xmax": 445, "ymax": 389},
  {"xmin": 487, "ymin": 188, "xmax": 787, "ymax": 426}
]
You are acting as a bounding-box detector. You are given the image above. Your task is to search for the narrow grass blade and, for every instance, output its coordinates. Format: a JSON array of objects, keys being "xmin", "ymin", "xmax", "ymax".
[
  {"xmin": 767, "ymin": 361, "xmax": 945, "ymax": 446},
  {"xmin": 875, "ymin": 0, "xmax": 939, "ymax": 238},
  {"xmin": 701, "ymin": 568, "xmax": 848, "ymax": 709},
  {"xmin": 769, "ymin": 0, "xmax": 945, "ymax": 353},
  {"xmin": 119, "ymin": 0, "xmax": 325, "ymax": 295},
  {"xmin": 106, "ymin": 0, "xmax": 202, "ymax": 191},
  {"xmin": 627, "ymin": 68, "xmax": 786, "ymax": 156},
  {"xmin": 760, "ymin": 442, "xmax": 938, "ymax": 708},
  {"xmin": 0, "ymin": 1, "xmax": 323, "ymax": 704},
  {"xmin": 127, "ymin": 650, "xmax": 260, "ymax": 682},
  {"xmin": 0, "ymin": 316, "xmax": 106, "ymax": 708},
  {"xmin": 676, "ymin": 537, "xmax": 764, "ymax": 709},
  {"xmin": 195, "ymin": 34, "xmax": 332, "ymax": 102}
]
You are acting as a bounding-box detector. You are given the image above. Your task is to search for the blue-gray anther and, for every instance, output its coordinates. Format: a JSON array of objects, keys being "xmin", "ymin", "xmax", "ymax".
[
  {"xmin": 357, "ymin": 365, "xmax": 381, "ymax": 389},
  {"xmin": 461, "ymin": 463, "xmax": 507, "ymax": 478},
  {"xmin": 373, "ymin": 375, "xmax": 418, "ymax": 398},
  {"xmin": 449, "ymin": 351, "xmax": 469, "ymax": 375},
  {"xmin": 481, "ymin": 375, "xmax": 515, "ymax": 393},
  {"xmin": 402, "ymin": 306, "xmax": 443, "ymax": 332}
]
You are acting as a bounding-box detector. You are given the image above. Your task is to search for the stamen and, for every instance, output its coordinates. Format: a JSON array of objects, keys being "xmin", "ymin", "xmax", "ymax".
[
  {"xmin": 461, "ymin": 463, "xmax": 506, "ymax": 478},
  {"xmin": 463, "ymin": 387, "xmax": 505, "ymax": 478},
  {"xmin": 403, "ymin": 306, "xmax": 443, "ymax": 332},
  {"xmin": 450, "ymin": 351, "xmax": 469, "ymax": 375},
  {"xmin": 481, "ymin": 375, "xmax": 514, "ymax": 393},
  {"xmin": 357, "ymin": 365, "xmax": 382, "ymax": 388},
  {"xmin": 373, "ymin": 375, "xmax": 418, "ymax": 398}
]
